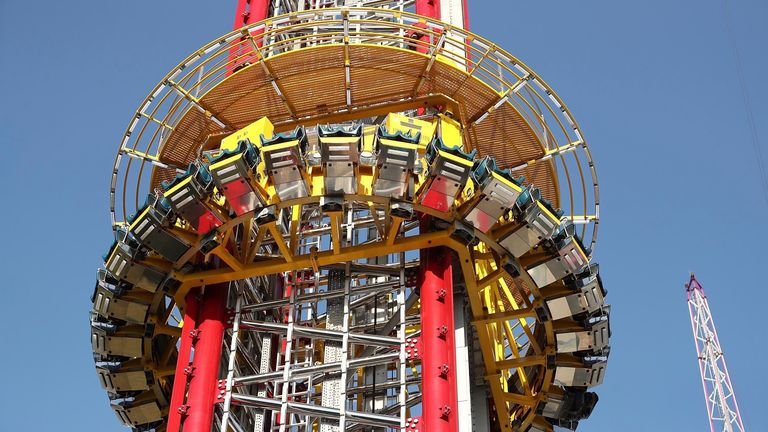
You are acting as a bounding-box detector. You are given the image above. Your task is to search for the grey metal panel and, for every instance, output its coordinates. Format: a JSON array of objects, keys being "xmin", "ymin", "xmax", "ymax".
[
  {"xmin": 325, "ymin": 161, "xmax": 355, "ymax": 178},
  {"xmin": 429, "ymin": 174, "xmax": 462, "ymax": 196},
  {"xmin": 524, "ymin": 203, "xmax": 559, "ymax": 239},
  {"xmin": 482, "ymin": 176, "xmax": 521, "ymax": 205},
  {"xmin": 558, "ymin": 237, "xmax": 588, "ymax": 274},
  {"xmin": 210, "ymin": 152, "xmax": 252, "ymax": 185},
  {"xmin": 464, "ymin": 205, "xmax": 499, "ymax": 232},
  {"xmin": 263, "ymin": 146, "xmax": 304, "ymax": 172},
  {"xmin": 546, "ymin": 294, "xmax": 586, "ymax": 321},
  {"xmin": 556, "ymin": 330, "xmax": 594, "ymax": 353},
  {"xmin": 96, "ymin": 368, "xmax": 149, "ymax": 393},
  {"xmin": 270, "ymin": 166, "xmax": 304, "ymax": 184},
  {"xmin": 377, "ymin": 162, "xmax": 410, "ymax": 183},
  {"xmin": 539, "ymin": 395, "xmax": 562, "ymax": 418},
  {"xmin": 106, "ymin": 245, "xmax": 166, "ymax": 293},
  {"xmin": 91, "ymin": 327, "xmax": 143, "ymax": 358},
  {"xmin": 275, "ymin": 179, "xmax": 309, "ymax": 200},
  {"xmin": 554, "ymin": 362, "xmax": 607, "ymax": 387},
  {"xmin": 528, "ymin": 258, "xmax": 571, "ymax": 288},
  {"xmin": 499, "ymin": 225, "xmax": 539, "ymax": 258},
  {"xmin": 325, "ymin": 176, "xmax": 357, "ymax": 195},
  {"xmin": 373, "ymin": 178, "xmax": 407, "ymax": 198},
  {"xmin": 583, "ymin": 277, "xmax": 605, "ymax": 314},
  {"xmin": 93, "ymin": 288, "xmax": 148, "ymax": 323},
  {"xmin": 111, "ymin": 399, "xmax": 163, "ymax": 426},
  {"xmin": 546, "ymin": 275, "xmax": 605, "ymax": 321}
]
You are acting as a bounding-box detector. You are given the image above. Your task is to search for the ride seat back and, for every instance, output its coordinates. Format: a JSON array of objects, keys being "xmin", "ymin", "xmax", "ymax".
[
  {"xmin": 93, "ymin": 285, "xmax": 148, "ymax": 324},
  {"xmin": 96, "ymin": 367, "xmax": 150, "ymax": 393},
  {"xmin": 320, "ymin": 132, "xmax": 360, "ymax": 194},
  {"xmin": 554, "ymin": 362, "xmax": 606, "ymax": 387},
  {"xmin": 91, "ymin": 325, "xmax": 143, "ymax": 358},
  {"xmin": 112, "ymin": 399, "xmax": 163, "ymax": 427},
  {"xmin": 130, "ymin": 206, "xmax": 190, "ymax": 262},
  {"xmin": 105, "ymin": 243, "xmax": 166, "ymax": 293}
]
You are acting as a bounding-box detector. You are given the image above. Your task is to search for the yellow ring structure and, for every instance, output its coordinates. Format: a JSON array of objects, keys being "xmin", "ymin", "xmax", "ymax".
[{"xmin": 92, "ymin": 8, "xmax": 608, "ymax": 432}]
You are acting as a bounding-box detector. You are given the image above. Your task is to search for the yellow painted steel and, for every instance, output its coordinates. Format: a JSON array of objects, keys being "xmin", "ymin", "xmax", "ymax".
[
  {"xmin": 220, "ymin": 113, "xmax": 275, "ymax": 151},
  {"xmin": 384, "ymin": 112, "xmax": 437, "ymax": 146},
  {"xmin": 101, "ymin": 8, "xmax": 605, "ymax": 428},
  {"xmin": 151, "ymin": 117, "xmax": 563, "ymax": 428}
]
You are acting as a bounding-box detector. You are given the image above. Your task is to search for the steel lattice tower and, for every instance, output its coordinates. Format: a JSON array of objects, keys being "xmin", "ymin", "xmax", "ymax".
[{"xmin": 686, "ymin": 274, "xmax": 745, "ymax": 432}]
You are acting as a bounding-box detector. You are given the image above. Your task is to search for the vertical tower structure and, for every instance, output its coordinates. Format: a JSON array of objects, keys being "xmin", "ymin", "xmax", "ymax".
[
  {"xmin": 686, "ymin": 274, "xmax": 746, "ymax": 432},
  {"xmin": 89, "ymin": 1, "xmax": 611, "ymax": 432}
]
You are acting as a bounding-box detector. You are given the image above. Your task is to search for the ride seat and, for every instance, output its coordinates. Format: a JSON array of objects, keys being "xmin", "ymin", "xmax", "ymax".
[
  {"xmin": 527, "ymin": 235, "xmax": 590, "ymax": 288},
  {"xmin": 92, "ymin": 278, "xmax": 148, "ymax": 324},
  {"xmin": 91, "ymin": 321, "xmax": 144, "ymax": 358},
  {"xmin": 538, "ymin": 389, "xmax": 598, "ymax": 429},
  {"xmin": 104, "ymin": 241, "xmax": 167, "ymax": 293},
  {"xmin": 464, "ymin": 156, "xmax": 523, "ymax": 232},
  {"xmin": 261, "ymin": 127, "xmax": 310, "ymax": 201},
  {"xmin": 208, "ymin": 140, "xmax": 264, "ymax": 215},
  {"xmin": 96, "ymin": 365, "xmax": 150, "ymax": 393},
  {"xmin": 111, "ymin": 393, "xmax": 163, "ymax": 427},
  {"xmin": 546, "ymin": 273, "xmax": 606, "ymax": 320},
  {"xmin": 555, "ymin": 320, "xmax": 610, "ymax": 354},
  {"xmin": 419, "ymin": 137, "xmax": 475, "ymax": 212},
  {"xmin": 373, "ymin": 126, "xmax": 421, "ymax": 199},
  {"xmin": 162, "ymin": 164, "xmax": 223, "ymax": 234},
  {"xmin": 129, "ymin": 197, "xmax": 192, "ymax": 262},
  {"xmin": 554, "ymin": 361, "xmax": 607, "ymax": 388},
  {"xmin": 319, "ymin": 124, "xmax": 361, "ymax": 195}
]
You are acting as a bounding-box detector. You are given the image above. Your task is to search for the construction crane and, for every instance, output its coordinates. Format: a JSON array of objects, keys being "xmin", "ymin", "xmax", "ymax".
[
  {"xmin": 88, "ymin": 1, "xmax": 611, "ymax": 431},
  {"xmin": 686, "ymin": 274, "xmax": 745, "ymax": 432}
]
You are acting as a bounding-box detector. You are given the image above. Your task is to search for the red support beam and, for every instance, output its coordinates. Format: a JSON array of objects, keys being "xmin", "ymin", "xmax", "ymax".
[
  {"xmin": 416, "ymin": 0, "xmax": 441, "ymax": 20},
  {"xmin": 420, "ymin": 246, "xmax": 459, "ymax": 432},
  {"xmin": 462, "ymin": 0, "xmax": 470, "ymax": 30},
  {"xmin": 183, "ymin": 284, "xmax": 228, "ymax": 432},
  {"xmin": 230, "ymin": 0, "xmax": 271, "ymax": 73},
  {"xmin": 167, "ymin": 291, "xmax": 199, "ymax": 432},
  {"xmin": 233, "ymin": 0, "xmax": 270, "ymax": 29}
]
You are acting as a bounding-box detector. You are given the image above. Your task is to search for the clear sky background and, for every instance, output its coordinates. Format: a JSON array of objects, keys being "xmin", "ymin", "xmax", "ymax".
[{"xmin": 1, "ymin": 1, "xmax": 766, "ymax": 430}]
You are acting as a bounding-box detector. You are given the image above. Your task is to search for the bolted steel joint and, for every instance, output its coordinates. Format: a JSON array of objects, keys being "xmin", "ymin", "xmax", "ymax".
[
  {"xmin": 440, "ymin": 405, "xmax": 451, "ymax": 419},
  {"xmin": 437, "ymin": 325, "xmax": 449, "ymax": 339},
  {"xmin": 405, "ymin": 337, "xmax": 421, "ymax": 360},
  {"xmin": 436, "ymin": 288, "xmax": 447, "ymax": 301},
  {"xmin": 405, "ymin": 416, "xmax": 421, "ymax": 432},
  {"xmin": 177, "ymin": 404, "xmax": 189, "ymax": 416},
  {"xmin": 438, "ymin": 363, "xmax": 450, "ymax": 378}
]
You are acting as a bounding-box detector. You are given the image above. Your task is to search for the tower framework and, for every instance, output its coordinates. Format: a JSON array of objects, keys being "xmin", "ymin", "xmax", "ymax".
[
  {"xmin": 686, "ymin": 274, "xmax": 745, "ymax": 432},
  {"xmin": 88, "ymin": 1, "xmax": 611, "ymax": 431}
]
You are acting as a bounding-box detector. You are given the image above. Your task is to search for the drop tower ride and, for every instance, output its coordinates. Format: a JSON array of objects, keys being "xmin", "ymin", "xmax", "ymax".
[{"xmin": 89, "ymin": 1, "xmax": 611, "ymax": 431}]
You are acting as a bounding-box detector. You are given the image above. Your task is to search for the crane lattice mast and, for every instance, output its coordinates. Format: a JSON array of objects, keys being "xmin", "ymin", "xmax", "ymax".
[{"xmin": 686, "ymin": 274, "xmax": 745, "ymax": 432}]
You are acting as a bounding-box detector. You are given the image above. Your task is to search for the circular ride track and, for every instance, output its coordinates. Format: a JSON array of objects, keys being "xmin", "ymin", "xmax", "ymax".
[{"xmin": 90, "ymin": 7, "xmax": 610, "ymax": 432}]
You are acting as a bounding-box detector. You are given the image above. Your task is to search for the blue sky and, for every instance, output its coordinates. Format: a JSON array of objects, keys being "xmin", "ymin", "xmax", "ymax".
[{"xmin": 1, "ymin": 1, "xmax": 766, "ymax": 430}]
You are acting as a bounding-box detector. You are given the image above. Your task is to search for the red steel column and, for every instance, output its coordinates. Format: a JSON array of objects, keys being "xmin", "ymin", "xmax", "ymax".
[
  {"xmin": 167, "ymin": 291, "xmax": 199, "ymax": 432},
  {"xmin": 462, "ymin": 0, "xmax": 470, "ymax": 29},
  {"xmin": 183, "ymin": 284, "xmax": 228, "ymax": 432},
  {"xmin": 233, "ymin": 0, "xmax": 270, "ymax": 29},
  {"xmin": 415, "ymin": 0, "xmax": 441, "ymax": 54},
  {"xmin": 420, "ymin": 246, "xmax": 459, "ymax": 432},
  {"xmin": 416, "ymin": 0, "xmax": 441, "ymax": 21},
  {"xmin": 231, "ymin": 0, "xmax": 271, "ymax": 72}
]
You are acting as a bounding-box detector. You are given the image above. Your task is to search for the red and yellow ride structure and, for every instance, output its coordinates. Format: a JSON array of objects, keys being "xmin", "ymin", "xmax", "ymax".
[{"xmin": 90, "ymin": 2, "xmax": 610, "ymax": 432}]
